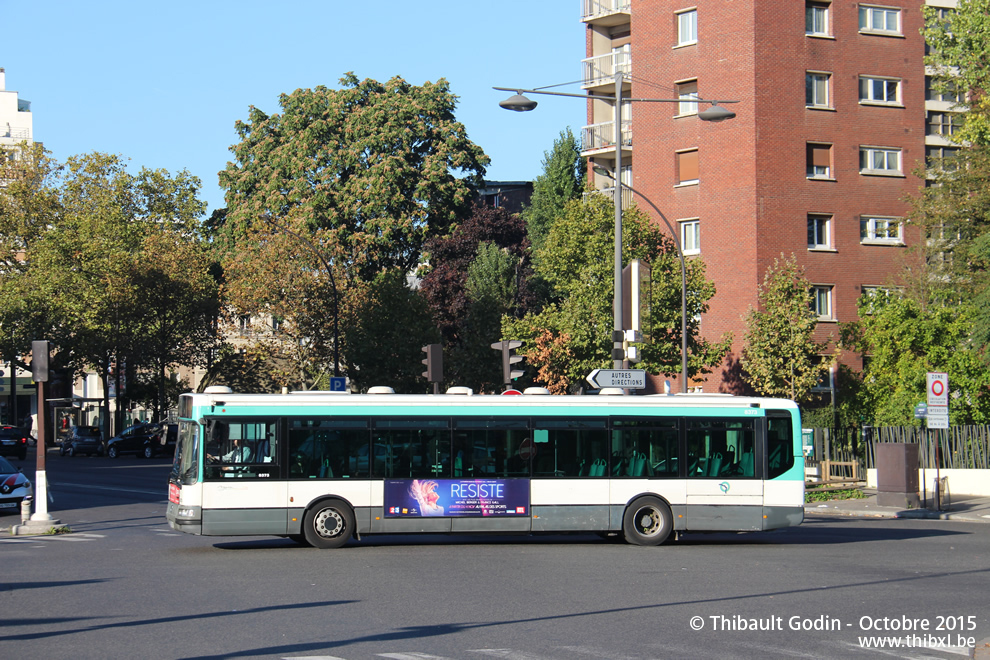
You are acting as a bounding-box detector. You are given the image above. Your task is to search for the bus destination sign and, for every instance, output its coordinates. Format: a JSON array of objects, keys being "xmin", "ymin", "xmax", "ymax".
[{"xmin": 586, "ymin": 369, "xmax": 647, "ymax": 390}]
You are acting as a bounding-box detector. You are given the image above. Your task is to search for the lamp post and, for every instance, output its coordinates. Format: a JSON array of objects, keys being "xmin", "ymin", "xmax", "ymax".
[
  {"xmin": 596, "ymin": 168, "xmax": 688, "ymax": 392},
  {"xmin": 259, "ymin": 215, "xmax": 341, "ymax": 378},
  {"xmin": 496, "ymin": 72, "xmax": 736, "ymax": 381}
]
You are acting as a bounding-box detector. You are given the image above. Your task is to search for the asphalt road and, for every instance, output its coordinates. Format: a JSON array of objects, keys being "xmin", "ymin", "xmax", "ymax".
[{"xmin": 1, "ymin": 448, "xmax": 988, "ymax": 660}]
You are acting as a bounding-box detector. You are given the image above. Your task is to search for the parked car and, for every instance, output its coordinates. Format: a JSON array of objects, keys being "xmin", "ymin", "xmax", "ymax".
[
  {"xmin": 59, "ymin": 425, "xmax": 105, "ymax": 457},
  {"xmin": 106, "ymin": 422, "xmax": 175, "ymax": 459},
  {"xmin": 0, "ymin": 455, "xmax": 33, "ymax": 512},
  {"xmin": 0, "ymin": 426, "xmax": 29, "ymax": 461}
]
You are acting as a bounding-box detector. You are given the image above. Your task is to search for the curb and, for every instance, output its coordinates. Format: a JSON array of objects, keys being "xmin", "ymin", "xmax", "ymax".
[{"xmin": 806, "ymin": 506, "xmax": 989, "ymax": 523}]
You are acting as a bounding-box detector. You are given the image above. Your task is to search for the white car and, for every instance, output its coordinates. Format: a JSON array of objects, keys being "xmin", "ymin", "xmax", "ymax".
[{"xmin": 0, "ymin": 455, "xmax": 33, "ymax": 512}]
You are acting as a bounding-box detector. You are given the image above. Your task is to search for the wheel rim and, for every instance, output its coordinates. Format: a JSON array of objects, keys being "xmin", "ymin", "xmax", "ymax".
[
  {"xmin": 313, "ymin": 507, "xmax": 344, "ymax": 539},
  {"xmin": 633, "ymin": 505, "xmax": 664, "ymax": 537}
]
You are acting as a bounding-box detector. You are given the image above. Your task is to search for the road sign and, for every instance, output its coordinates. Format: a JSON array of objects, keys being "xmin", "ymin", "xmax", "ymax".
[
  {"xmin": 586, "ymin": 369, "xmax": 647, "ymax": 390},
  {"xmin": 914, "ymin": 403, "xmax": 927, "ymax": 419},
  {"xmin": 926, "ymin": 407, "xmax": 949, "ymax": 429},
  {"xmin": 329, "ymin": 377, "xmax": 347, "ymax": 392},
  {"xmin": 501, "ymin": 389, "xmax": 522, "ymax": 395},
  {"xmin": 927, "ymin": 372, "xmax": 948, "ymax": 407}
]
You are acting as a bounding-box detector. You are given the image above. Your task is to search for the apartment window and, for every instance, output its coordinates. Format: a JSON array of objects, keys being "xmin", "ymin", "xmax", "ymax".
[
  {"xmin": 807, "ymin": 143, "xmax": 832, "ymax": 179},
  {"xmin": 806, "ymin": 72, "xmax": 831, "ymax": 108},
  {"xmin": 926, "ymin": 145, "xmax": 960, "ymax": 170},
  {"xmin": 680, "ymin": 219, "xmax": 701, "ymax": 254},
  {"xmin": 810, "ymin": 286, "xmax": 834, "ymax": 320},
  {"xmin": 860, "ymin": 216, "xmax": 903, "ymax": 244},
  {"xmin": 859, "ymin": 5, "xmax": 900, "ymax": 34},
  {"xmin": 808, "ymin": 214, "xmax": 832, "ymax": 249},
  {"xmin": 676, "ymin": 149, "xmax": 699, "ymax": 185},
  {"xmin": 859, "ymin": 146, "xmax": 901, "ymax": 175},
  {"xmin": 676, "ymin": 9, "xmax": 698, "ymax": 46},
  {"xmin": 927, "ymin": 112, "xmax": 962, "ymax": 137},
  {"xmin": 859, "ymin": 76, "xmax": 900, "ymax": 105},
  {"xmin": 925, "ymin": 76, "xmax": 965, "ymax": 104},
  {"xmin": 806, "ymin": 2, "xmax": 829, "ymax": 36},
  {"xmin": 677, "ymin": 80, "xmax": 699, "ymax": 116}
]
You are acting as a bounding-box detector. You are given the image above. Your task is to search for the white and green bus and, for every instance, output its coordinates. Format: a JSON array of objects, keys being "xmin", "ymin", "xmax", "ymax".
[{"xmin": 166, "ymin": 387, "xmax": 804, "ymax": 548}]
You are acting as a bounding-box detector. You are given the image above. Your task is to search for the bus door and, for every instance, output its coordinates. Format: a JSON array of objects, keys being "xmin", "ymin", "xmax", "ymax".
[
  {"xmin": 530, "ymin": 419, "xmax": 609, "ymax": 532},
  {"xmin": 202, "ymin": 418, "xmax": 289, "ymax": 535},
  {"xmin": 684, "ymin": 416, "xmax": 763, "ymax": 531}
]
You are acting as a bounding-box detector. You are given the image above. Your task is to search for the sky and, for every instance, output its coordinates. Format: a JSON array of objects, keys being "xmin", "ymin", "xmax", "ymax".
[{"xmin": 2, "ymin": 0, "xmax": 587, "ymax": 215}]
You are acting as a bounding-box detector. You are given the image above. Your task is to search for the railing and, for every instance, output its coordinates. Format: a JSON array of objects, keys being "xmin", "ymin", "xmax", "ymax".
[
  {"xmin": 865, "ymin": 425, "xmax": 990, "ymax": 470},
  {"xmin": 582, "ymin": 50, "xmax": 631, "ymax": 88},
  {"xmin": 583, "ymin": 187, "xmax": 633, "ymax": 208},
  {"xmin": 1, "ymin": 127, "xmax": 30, "ymax": 140},
  {"xmin": 581, "ymin": 120, "xmax": 632, "ymax": 153},
  {"xmin": 581, "ymin": 0, "xmax": 631, "ymax": 21}
]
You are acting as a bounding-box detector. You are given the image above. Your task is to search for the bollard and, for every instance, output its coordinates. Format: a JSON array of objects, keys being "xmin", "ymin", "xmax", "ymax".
[{"xmin": 21, "ymin": 494, "xmax": 33, "ymax": 523}]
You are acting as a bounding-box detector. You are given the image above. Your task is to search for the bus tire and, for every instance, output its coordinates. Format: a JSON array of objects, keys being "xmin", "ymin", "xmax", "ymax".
[
  {"xmin": 303, "ymin": 499, "xmax": 354, "ymax": 549},
  {"xmin": 622, "ymin": 496, "xmax": 673, "ymax": 546}
]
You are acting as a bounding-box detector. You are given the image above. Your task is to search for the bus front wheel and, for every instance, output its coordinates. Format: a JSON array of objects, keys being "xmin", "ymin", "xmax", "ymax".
[
  {"xmin": 303, "ymin": 499, "xmax": 354, "ymax": 549},
  {"xmin": 622, "ymin": 496, "xmax": 673, "ymax": 546}
]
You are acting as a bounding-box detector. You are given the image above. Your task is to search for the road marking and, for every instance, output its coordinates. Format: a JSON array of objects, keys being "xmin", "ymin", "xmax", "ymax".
[
  {"xmin": 0, "ymin": 532, "xmax": 104, "ymax": 544},
  {"xmin": 54, "ymin": 481, "xmax": 165, "ymax": 497},
  {"xmin": 469, "ymin": 651, "xmax": 553, "ymax": 660},
  {"xmin": 379, "ymin": 654, "xmax": 457, "ymax": 660}
]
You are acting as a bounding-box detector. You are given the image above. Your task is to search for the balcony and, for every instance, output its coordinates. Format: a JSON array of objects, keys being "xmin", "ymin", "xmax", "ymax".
[
  {"xmin": 581, "ymin": 0, "xmax": 631, "ymax": 26},
  {"xmin": 582, "ymin": 49, "xmax": 631, "ymax": 90},
  {"xmin": 583, "ymin": 186, "xmax": 634, "ymax": 208},
  {"xmin": 581, "ymin": 120, "xmax": 632, "ymax": 156}
]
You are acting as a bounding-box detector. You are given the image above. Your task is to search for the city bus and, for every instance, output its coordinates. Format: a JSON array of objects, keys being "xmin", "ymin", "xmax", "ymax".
[{"xmin": 166, "ymin": 387, "xmax": 804, "ymax": 548}]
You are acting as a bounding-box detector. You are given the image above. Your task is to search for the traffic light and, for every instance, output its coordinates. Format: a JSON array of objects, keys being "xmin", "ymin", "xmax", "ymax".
[
  {"xmin": 491, "ymin": 340, "xmax": 524, "ymax": 387},
  {"xmin": 421, "ymin": 344, "xmax": 443, "ymax": 384}
]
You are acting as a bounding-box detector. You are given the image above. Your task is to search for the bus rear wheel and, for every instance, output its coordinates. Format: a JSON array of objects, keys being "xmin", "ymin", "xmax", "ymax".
[
  {"xmin": 303, "ymin": 499, "xmax": 354, "ymax": 549},
  {"xmin": 622, "ymin": 496, "xmax": 673, "ymax": 546}
]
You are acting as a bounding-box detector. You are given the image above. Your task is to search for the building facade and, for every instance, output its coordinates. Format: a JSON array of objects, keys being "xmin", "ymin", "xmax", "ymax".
[{"xmin": 581, "ymin": 0, "xmax": 957, "ymax": 392}]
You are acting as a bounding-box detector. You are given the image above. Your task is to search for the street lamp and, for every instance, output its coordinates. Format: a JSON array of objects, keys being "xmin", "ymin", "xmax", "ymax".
[
  {"xmin": 495, "ymin": 72, "xmax": 737, "ymax": 384},
  {"xmin": 258, "ymin": 215, "xmax": 341, "ymax": 378}
]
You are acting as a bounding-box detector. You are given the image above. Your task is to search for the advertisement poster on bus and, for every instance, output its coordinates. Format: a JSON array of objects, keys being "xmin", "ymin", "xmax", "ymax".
[{"xmin": 384, "ymin": 479, "xmax": 529, "ymax": 518}]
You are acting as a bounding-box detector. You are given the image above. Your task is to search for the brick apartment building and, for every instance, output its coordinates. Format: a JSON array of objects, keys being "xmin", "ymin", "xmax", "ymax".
[{"xmin": 581, "ymin": 0, "xmax": 958, "ymax": 392}]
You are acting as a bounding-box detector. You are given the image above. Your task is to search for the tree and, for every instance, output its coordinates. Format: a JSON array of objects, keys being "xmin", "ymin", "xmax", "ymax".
[
  {"xmin": 25, "ymin": 153, "xmax": 210, "ymax": 430},
  {"xmin": 740, "ymin": 255, "xmax": 833, "ymax": 402},
  {"xmin": 342, "ymin": 269, "xmax": 438, "ymax": 393},
  {"xmin": 218, "ymin": 73, "xmax": 489, "ymax": 386},
  {"xmin": 504, "ymin": 195, "xmax": 730, "ymax": 390},
  {"xmin": 845, "ymin": 291, "xmax": 990, "ymax": 425},
  {"xmin": 132, "ymin": 231, "xmax": 221, "ymax": 418},
  {"xmin": 521, "ymin": 128, "xmax": 585, "ymax": 253},
  {"xmin": 923, "ymin": 0, "xmax": 990, "ymax": 145},
  {"xmin": 419, "ymin": 203, "xmax": 537, "ymax": 391}
]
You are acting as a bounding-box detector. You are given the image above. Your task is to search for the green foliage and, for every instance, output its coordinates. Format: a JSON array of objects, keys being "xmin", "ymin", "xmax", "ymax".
[
  {"xmin": 845, "ymin": 292, "xmax": 990, "ymax": 425},
  {"xmin": 0, "ymin": 148, "xmax": 214, "ymax": 421},
  {"xmin": 805, "ymin": 488, "xmax": 867, "ymax": 503},
  {"xmin": 220, "ymin": 73, "xmax": 489, "ymax": 280},
  {"xmin": 521, "ymin": 128, "xmax": 585, "ymax": 253},
  {"xmin": 907, "ymin": 140, "xmax": 990, "ymax": 362},
  {"xmin": 218, "ymin": 74, "xmax": 489, "ymax": 388},
  {"xmin": 741, "ymin": 255, "xmax": 833, "ymax": 402},
  {"xmin": 923, "ymin": 0, "xmax": 990, "ymax": 145},
  {"xmin": 342, "ymin": 269, "xmax": 439, "ymax": 393},
  {"xmin": 503, "ymin": 195, "xmax": 730, "ymax": 389}
]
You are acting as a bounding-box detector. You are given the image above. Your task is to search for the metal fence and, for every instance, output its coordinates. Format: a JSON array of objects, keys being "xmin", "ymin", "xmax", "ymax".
[
  {"xmin": 864, "ymin": 426, "xmax": 990, "ymax": 470},
  {"xmin": 808, "ymin": 425, "xmax": 990, "ymax": 471}
]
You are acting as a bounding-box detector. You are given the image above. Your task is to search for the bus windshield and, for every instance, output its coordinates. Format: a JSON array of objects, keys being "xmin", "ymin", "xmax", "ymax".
[{"xmin": 170, "ymin": 420, "xmax": 200, "ymax": 485}]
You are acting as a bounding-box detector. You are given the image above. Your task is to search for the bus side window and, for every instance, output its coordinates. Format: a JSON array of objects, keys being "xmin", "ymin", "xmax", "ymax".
[{"xmin": 767, "ymin": 415, "xmax": 795, "ymax": 478}]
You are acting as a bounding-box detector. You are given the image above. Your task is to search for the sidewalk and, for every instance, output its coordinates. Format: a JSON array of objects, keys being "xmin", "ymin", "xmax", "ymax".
[{"xmin": 806, "ymin": 489, "xmax": 990, "ymax": 523}]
